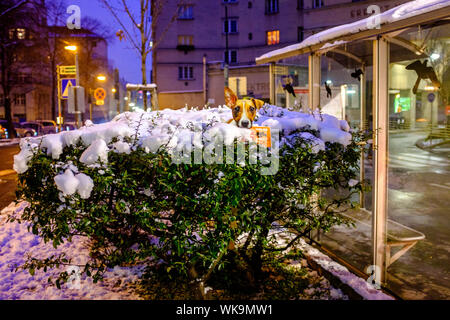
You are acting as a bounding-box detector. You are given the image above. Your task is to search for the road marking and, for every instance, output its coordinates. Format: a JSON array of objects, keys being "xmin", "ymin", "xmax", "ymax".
[
  {"xmin": 390, "ymin": 155, "xmax": 448, "ymax": 166},
  {"xmin": 429, "ymin": 183, "xmax": 450, "ymax": 190},
  {"xmin": 397, "ymin": 153, "xmax": 450, "ymax": 163},
  {"xmin": 0, "ymin": 169, "xmax": 16, "ymax": 177},
  {"xmin": 388, "ymin": 158, "xmax": 426, "ymax": 168}
]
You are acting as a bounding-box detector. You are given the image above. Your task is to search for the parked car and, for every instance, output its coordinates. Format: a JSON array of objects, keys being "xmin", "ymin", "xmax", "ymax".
[
  {"xmin": 62, "ymin": 123, "xmax": 76, "ymax": 131},
  {"xmin": 0, "ymin": 124, "xmax": 6, "ymax": 139},
  {"xmin": 0, "ymin": 120, "xmax": 38, "ymax": 138},
  {"xmin": 14, "ymin": 122, "xmax": 37, "ymax": 137},
  {"xmin": 35, "ymin": 120, "xmax": 57, "ymax": 134},
  {"xmin": 20, "ymin": 121, "xmax": 45, "ymax": 136}
]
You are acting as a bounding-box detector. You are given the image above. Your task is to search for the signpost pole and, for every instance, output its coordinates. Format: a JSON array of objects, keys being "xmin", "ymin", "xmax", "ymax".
[{"xmin": 57, "ymin": 66, "xmax": 62, "ymax": 132}]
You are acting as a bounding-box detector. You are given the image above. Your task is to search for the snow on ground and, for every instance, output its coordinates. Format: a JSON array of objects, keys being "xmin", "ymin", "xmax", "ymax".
[
  {"xmin": 271, "ymin": 228, "xmax": 393, "ymax": 300},
  {"xmin": 297, "ymin": 239, "xmax": 394, "ymax": 300},
  {"xmin": 0, "ymin": 202, "xmax": 143, "ymax": 300}
]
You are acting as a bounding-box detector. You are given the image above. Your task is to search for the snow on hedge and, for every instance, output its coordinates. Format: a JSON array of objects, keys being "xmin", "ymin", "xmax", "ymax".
[
  {"xmin": 0, "ymin": 202, "xmax": 143, "ymax": 300},
  {"xmin": 13, "ymin": 105, "xmax": 352, "ymax": 200}
]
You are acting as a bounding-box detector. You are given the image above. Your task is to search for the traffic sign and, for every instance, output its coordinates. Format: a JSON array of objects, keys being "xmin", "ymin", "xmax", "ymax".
[
  {"xmin": 59, "ymin": 65, "xmax": 76, "ymax": 75},
  {"xmin": 61, "ymin": 78, "xmax": 77, "ymax": 99},
  {"xmin": 96, "ymin": 100, "xmax": 104, "ymax": 106},
  {"xmin": 94, "ymin": 88, "xmax": 106, "ymax": 101}
]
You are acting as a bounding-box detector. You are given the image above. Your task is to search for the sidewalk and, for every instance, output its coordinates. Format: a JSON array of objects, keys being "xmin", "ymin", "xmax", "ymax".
[{"xmin": 0, "ymin": 138, "xmax": 20, "ymax": 147}]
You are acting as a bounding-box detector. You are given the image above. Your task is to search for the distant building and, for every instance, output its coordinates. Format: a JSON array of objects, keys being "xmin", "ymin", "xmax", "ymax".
[
  {"xmin": 153, "ymin": 0, "xmax": 411, "ymax": 109},
  {"xmin": 0, "ymin": 1, "xmax": 116, "ymax": 124}
]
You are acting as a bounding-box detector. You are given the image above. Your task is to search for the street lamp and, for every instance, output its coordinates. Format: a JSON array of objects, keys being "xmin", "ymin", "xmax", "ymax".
[
  {"xmin": 97, "ymin": 75, "xmax": 106, "ymax": 82},
  {"xmin": 64, "ymin": 44, "xmax": 81, "ymax": 127}
]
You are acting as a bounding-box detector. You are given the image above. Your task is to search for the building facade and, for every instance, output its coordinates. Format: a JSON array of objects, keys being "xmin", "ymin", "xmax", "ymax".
[
  {"xmin": 0, "ymin": 1, "xmax": 116, "ymax": 125},
  {"xmin": 153, "ymin": 0, "xmax": 411, "ymax": 109}
]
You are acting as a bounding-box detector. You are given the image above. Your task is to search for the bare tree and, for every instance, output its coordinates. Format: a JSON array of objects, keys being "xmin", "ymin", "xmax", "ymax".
[
  {"xmin": 31, "ymin": 0, "xmax": 67, "ymax": 121},
  {"xmin": 99, "ymin": 0, "xmax": 184, "ymax": 111},
  {"xmin": 0, "ymin": 0, "xmax": 43, "ymax": 138}
]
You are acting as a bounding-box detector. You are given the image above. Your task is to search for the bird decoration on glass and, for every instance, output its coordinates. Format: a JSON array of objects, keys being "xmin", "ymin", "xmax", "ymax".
[
  {"xmin": 324, "ymin": 82, "xmax": 332, "ymax": 98},
  {"xmin": 116, "ymin": 30, "xmax": 125, "ymax": 42},
  {"xmin": 405, "ymin": 60, "xmax": 441, "ymax": 94},
  {"xmin": 282, "ymin": 77, "xmax": 296, "ymax": 97},
  {"xmin": 351, "ymin": 68, "xmax": 364, "ymax": 81}
]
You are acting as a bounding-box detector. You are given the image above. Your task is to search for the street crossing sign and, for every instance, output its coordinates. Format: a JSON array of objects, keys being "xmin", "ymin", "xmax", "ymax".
[
  {"xmin": 61, "ymin": 78, "xmax": 77, "ymax": 99},
  {"xmin": 59, "ymin": 65, "xmax": 76, "ymax": 75}
]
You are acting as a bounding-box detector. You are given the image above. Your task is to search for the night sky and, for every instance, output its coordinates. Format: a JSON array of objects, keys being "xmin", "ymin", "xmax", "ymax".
[{"xmin": 67, "ymin": 0, "xmax": 150, "ymax": 84}]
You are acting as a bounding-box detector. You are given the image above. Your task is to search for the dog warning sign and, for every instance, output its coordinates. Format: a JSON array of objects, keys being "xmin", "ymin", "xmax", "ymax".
[{"xmin": 250, "ymin": 126, "xmax": 271, "ymax": 148}]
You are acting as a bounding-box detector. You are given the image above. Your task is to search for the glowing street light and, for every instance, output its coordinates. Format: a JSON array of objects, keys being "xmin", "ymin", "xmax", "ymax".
[
  {"xmin": 97, "ymin": 75, "xmax": 106, "ymax": 81},
  {"xmin": 112, "ymin": 88, "xmax": 117, "ymax": 93},
  {"xmin": 64, "ymin": 45, "xmax": 77, "ymax": 52}
]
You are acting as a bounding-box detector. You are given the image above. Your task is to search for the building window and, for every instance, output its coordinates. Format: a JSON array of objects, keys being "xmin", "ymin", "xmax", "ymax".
[
  {"xmin": 248, "ymin": 1, "xmax": 253, "ymax": 8},
  {"xmin": 16, "ymin": 28, "xmax": 26, "ymax": 40},
  {"xmin": 265, "ymin": 0, "xmax": 279, "ymax": 14},
  {"xmin": 178, "ymin": 35, "xmax": 193, "ymax": 46},
  {"xmin": 178, "ymin": 66, "xmax": 194, "ymax": 80},
  {"xmin": 224, "ymin": 19, "xmax": 238, "ymax": 34},
  {"xmin": 224, "ymin": 50, "xmax": 237, "ymax": 64},
  {"xmin": 312, "ymin": 0, "xmax": 324, "ymax": 8},
  {"xmin": 14, "ymin": 94, "xmax": 26, "ymax": 106},
  {"xmin": 297, "ymin": 27, "xmax": 304, "ymax": 42},
  {"xmin": 8, "ymin": 28, "xmax": 26, "ymax": 40},
  {"xmin": 178, "ymin": 5, "xmax": 193, "ymax": 19},
  {"xmin": 248, "ymin": 32, "xmax": 253, "ymax": 40},
  {"xmin": 17, "ymin": 73, "xmax": 31, "ymax": 84},
  {"xmin": 297, "ymin": 0, "xmax": 304, "ymax": 9},
  {"xmin": 223, "ymin": 0, "xmax": 238, "ymax": 3},
  {"xmin": 267, "ymin": 30, "xmax": 280, "ymax": 45}
]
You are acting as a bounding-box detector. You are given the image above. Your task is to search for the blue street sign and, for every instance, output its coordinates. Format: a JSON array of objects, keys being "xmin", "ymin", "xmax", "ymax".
[{"xmin": 61, "ymin": 78, "xmax": 77, "ymax": 99}]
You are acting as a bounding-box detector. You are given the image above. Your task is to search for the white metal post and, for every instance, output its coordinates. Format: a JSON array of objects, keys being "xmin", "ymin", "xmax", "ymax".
[
  {"xmin": 74, "ymin": 52, "xmax": 81, "ymax": 128},
  {"xmin": 269, "ymin": 62, "xmax": 275, "ymax": 105},
  {"xmin": 372, "ymin": 37, "xmax": 389, "ymax": 285},
  {"xmin": 308, "ymin": 54, "xmax": 321, "ymax": 111},
  {"xmin": 360, "ymin": 65, "xmax": 366, "ymax": 207}
]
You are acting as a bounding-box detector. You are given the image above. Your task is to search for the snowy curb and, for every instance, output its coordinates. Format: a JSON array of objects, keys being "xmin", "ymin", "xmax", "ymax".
[
  {"xmin": 0, "ymin": 138, "xmax": 20, "ymax": 147},
  {"xmin": 297, "ymin": 239, "xmax": 395, "ymax": 300}
]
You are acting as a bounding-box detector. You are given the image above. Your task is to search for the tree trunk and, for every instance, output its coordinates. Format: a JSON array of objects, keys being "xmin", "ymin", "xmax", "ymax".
[
  {"xmin": 142, "ymin": 52, "xmax": 148, "ymax": 111},
  {"xmin": 140, "ymin": 0, "xmax": 148, "ymax": 112},
  {"xmin": 3, "ymin": 97, "xmax": 15, "ymax": 139},
  {"xmin": 250, "ymin": 226, "xmax": 270, "ymax": 281},
  {"xmin": 51, "ymin": 59, "xmax": 57, "ymax": 121},
  {"xmin": 1, "ymin": 47, "xmax": 16, "ymax": 138}
]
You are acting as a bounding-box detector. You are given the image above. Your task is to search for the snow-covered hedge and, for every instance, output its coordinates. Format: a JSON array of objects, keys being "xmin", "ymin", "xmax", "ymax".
[{"xmin": 12, "ymin": 105, "xmax": 369, "ymax": 297}]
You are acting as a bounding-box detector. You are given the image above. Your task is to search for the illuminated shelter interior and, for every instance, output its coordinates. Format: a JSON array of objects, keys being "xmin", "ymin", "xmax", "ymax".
[{"xmin": 256, "ymin": 0, "xmax": 450, "ymax": 299}]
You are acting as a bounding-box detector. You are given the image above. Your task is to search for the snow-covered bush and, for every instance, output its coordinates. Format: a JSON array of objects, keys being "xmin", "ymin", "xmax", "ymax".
[{"xmin": 12, "ymin": 105, "xmax": 369, "ymax": 297}]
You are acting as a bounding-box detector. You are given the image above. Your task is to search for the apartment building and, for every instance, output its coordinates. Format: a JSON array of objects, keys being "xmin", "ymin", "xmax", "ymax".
[{"xmin": 153, "ymin": 0, "xmax": 411, "ymax": 109}]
